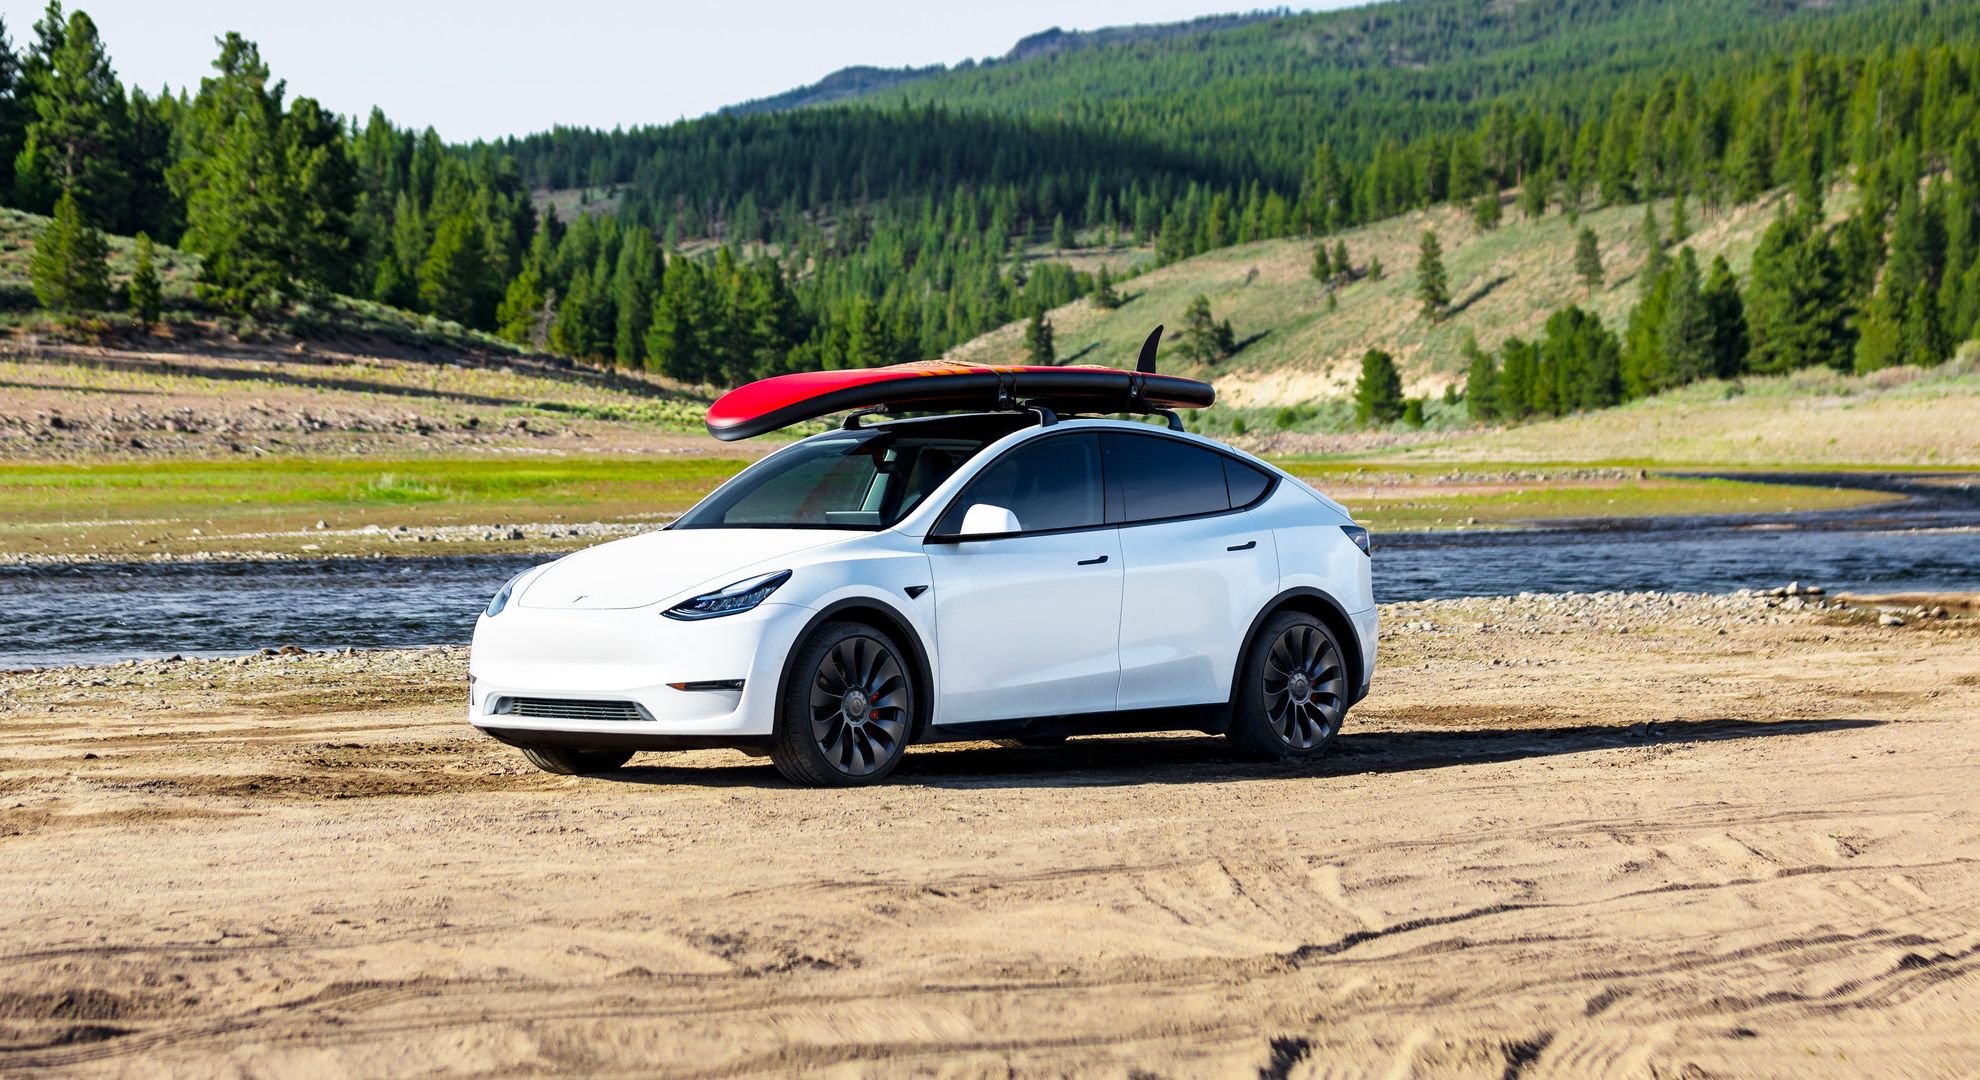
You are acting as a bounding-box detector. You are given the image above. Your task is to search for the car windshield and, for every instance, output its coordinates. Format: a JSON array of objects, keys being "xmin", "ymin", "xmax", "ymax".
[{"xmin": 673, "ymin": 421, "xmax": 1008, "ymax": 531}]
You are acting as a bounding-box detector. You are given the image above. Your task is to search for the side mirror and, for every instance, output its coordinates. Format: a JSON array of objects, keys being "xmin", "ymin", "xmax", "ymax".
[{"xmin": 957, "ymin": 503, "xmax": 1021, "ymax": 537}]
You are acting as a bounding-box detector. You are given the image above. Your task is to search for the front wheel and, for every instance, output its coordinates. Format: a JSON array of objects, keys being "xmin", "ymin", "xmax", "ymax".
[
  {"xmin": 771, "ymin": 621, "xmax": 916, "ymax": 786},
  {"xmin": 1227, "ymin": 612, "xmax": 1349, "ymax": 761},
  {"xmin": 519, "ymin": 746, "xmax": 634, "ymax": 775}
]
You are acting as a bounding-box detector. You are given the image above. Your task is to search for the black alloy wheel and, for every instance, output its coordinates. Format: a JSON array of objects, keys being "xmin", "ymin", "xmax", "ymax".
[
  {"xmin": 1228, "ymin": 612, "xmax": 1349, "ymax": 760},
  {"xmin": 773, "ymin": 621, "xmax": 914, "ymax": 785}
]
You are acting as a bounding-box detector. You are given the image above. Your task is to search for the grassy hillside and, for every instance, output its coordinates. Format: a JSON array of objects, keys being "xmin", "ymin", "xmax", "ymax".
[
  {"xmin": 0, "ymin": 208, "xmax": 568, "ymax": 363},
  {"xmin": 1403, "ymin": 349, "xmax": 1980, "ymax": 467},
  {"xmin": 947, "ymin": 181, "xmax": 1980, "ymax": 467},
  {"xmin": 951, "ymin": 188, "xmax": 1822, "ymax": 407},
  {"xmin": 0, "ymin": 209, "xmax": 732, "ymax": 462}
]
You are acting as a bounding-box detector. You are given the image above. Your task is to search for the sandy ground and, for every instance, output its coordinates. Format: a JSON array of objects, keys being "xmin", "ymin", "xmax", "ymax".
[{"xmin": 2, "ymin": 592, "xmax": 1978, "ymax": 1077}]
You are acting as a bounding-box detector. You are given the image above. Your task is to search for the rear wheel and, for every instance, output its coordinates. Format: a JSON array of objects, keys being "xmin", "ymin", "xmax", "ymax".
[
  {"xmin": 1227, "ymin": 612, "xmax": 1348, "ymax": 760},
  {"xmin": 772, "ymin": 621, "xmax": 915, "ymax": 786},
  {"xmin": 519, "ymin": 746, "xmax": 634, "ymax": 775}
]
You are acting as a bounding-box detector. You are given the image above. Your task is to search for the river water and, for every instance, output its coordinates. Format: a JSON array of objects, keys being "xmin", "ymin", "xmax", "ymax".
[{"xmin": 3, "ymin": 472, "xmax": 1975, "ymax": 669}]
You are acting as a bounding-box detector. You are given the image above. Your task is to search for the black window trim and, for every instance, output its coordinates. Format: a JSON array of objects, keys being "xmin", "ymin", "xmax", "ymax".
[{"xmin": 924, "ymin": 427, "xmax": 1281, "ymax": 544}]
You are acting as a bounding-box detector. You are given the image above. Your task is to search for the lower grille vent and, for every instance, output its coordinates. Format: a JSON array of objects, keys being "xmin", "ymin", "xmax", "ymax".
[{"xmin": 503, "ymin": 697, "xmax": 644, "ymax": 722}]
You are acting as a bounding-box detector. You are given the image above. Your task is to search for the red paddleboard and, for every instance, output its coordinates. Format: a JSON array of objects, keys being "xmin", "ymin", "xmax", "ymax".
[
  {"xmin": 705, "ymin": 361, "xmax": 1215, "ymax": 440},
  {"xmin": 706, "ymin": 330, "xmax": 1214, "ymax": 441}
]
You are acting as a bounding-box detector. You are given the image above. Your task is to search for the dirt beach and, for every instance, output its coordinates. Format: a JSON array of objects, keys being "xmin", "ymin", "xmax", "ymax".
[{"xmin": 2, "ymin": 591, "xmax": 1977, "ymax": 1077}]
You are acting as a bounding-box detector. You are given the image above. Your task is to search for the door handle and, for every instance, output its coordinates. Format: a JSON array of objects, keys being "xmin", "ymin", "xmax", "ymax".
[
  {"xmin": 1226, "ymin": 540, "xmax": 1257, "ymax": 552},
  {"xmin": 1077, "ymin": 554, "xmax": 1109, "ymax": 565}
]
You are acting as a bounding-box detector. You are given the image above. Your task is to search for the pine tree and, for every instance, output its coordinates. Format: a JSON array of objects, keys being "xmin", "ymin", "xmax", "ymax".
[
  {"xmin": 1023, "ymin": 308, "xmax": 1056, "ymax": 364},
  {"xmin": 1309, "ymin": 239, "xmax": 1331, "ymax": 281},
  {"xmin": 279, "ymin": 96, "xmax": 358, "ymax": 295},
  {"xmin": 0, "ymin": 18, "xmax": 28, "ymax": 199},
  {"xmin": 1746, "ymin": 209, "xmax": 1852, "ymax": 373},
  {"xmin": 1402, "ymin": 397, "xmax": 1426, "ymax": 427},
  {"xmin": 1701, "ymin": 255, "xmax": 1747, "ymax": 377},
  {"xmin": 1415, "ymin": 229, "xmax": 1449, "ymax": 320},
  {"xmin": 1668, "ymin": 190, "xmax": 1691, "ymax": 243},
  {"xmin": 1897, "ymin": 286, "xmax": 1951, "ymax": 368},
  {"xmin": 1519, "ymin": 171, "xmax": 1550, "ymax": 220},
  {"xmin": 14, "ymin": 8, "xmax": 126, "ymax": 220},
  {"xmin": 1179, "ymin": 294, "xmax": 1229, "ymax": 364},
  {"xmin": 1499, "ymin": 336, "xmax": 1537, "ymax": 419},
  {"xmin": 1332, "ymin": 240, "xmax": 1350, "ymax": 281},
  {"xmin": 1622, "ymin": 264, "xmax": 1673, "ymax": 398},
  {"xmin": 1574, "ymin": 227, "xmax": 1604, "ymax": 291},
  {"xmin": 1856, "ymin": 189, "xmax": 1950, "ymax": 371},
  {"xmin": 128, "ymin": 229, "xmax": 160, "ymax": 325},
  {"xmin": 170, "ymin": 34, "xmax": 292, "ymax": 312},
  {"xmin": 1638, "ymin": 204, "xmax": 1667, "ymax": 292},
  {"xmin": 1472, "ymin": 185, "xmax": 1502, "ymax": 231},
  {"xmin": 495, "ymin": 266, "xmax": 544, "ymax": 345},
  {"xmin": 734, "ymin": 257, "xmax": 800, "ymax": 377},
  {"xmin": 1462, "ymin": 333, "xmax": 1499, "ymax": 420},
  {"xmin": 647, "ymin": 258, "xmax": 713, "ymax": 381},
  {"xmin": 1352, "ymin": 348, "xmax": 1404, "ymax": 424},
  {"xmin": 1660, "ymin": 248, "xmax": 1714, "ymax": 387},
  {"xmin": 1052, "ymin": 212, "xmax": 1072, "ymax": 252},
  {"xmin": 1367, "ymin": 255, "xmax": 1383, "ymax": 281},
  {"xmin": 840, "ymin": 296, "xmax": 894, "ymax": 369},
  {"xmin": 1091, "ymin": 264, "xmax": 1122, "ymax": 309},
  {"xmin": 1546, "ymin": 305, "xmax": 1622, "ymax": 409},
  {"xmin": 418, "ymin": 213, "xmax": 492, "ymax": 326},
  {"xmin": 611, "ymin": 237, "xmax": 658, "ymax": 366},
  {"xmin": 29, "ymin": 188, "xmax": 108, "ymax": 312}
]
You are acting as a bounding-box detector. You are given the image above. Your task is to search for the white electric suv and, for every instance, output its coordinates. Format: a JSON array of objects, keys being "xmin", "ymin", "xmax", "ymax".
[{"xmin": 469, "ymin": 412, "xmax": 1376, "ymax": 786}]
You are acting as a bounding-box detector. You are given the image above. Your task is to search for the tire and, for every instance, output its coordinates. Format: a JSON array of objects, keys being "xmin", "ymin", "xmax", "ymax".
[
  {"xmin": 519, "ymin": 746, "xmax": 634, "ymax": 775},
  {"xmin": 1227, "ymin": 611, "xmax": 1350, "ymax": 761},
  {"xmin": 771, "ymin": 620, "xmax": 915, "ymax": 786}
]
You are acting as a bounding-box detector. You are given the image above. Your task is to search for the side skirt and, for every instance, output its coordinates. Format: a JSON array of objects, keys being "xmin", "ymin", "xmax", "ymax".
[{"xmin": 919, "ymin": 703, "xmax": 1231, "ymax": 744}]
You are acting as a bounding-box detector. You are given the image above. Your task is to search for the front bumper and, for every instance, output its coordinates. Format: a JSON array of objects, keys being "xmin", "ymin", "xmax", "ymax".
[{"xmin": 467, "ymin": 600, "xmax": 811, "ymax": 746}]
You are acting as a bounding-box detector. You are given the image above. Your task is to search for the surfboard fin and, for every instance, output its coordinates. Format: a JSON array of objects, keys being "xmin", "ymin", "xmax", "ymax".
[{"xmin": 1136, "ymin": 325, "xmax": 1163, "ymax": 374}]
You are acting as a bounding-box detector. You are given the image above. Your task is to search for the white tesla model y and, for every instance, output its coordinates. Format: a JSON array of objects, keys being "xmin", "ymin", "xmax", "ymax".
[{"xmin": 469, "ymin": 340, "xmax": 1376, "ymax": 786}]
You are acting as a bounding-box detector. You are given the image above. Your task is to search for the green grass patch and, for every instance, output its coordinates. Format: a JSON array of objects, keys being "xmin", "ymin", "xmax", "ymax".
[
  {"xmin": 0, "ymin": 456, "xmax": 749, "ymax": 534},
  {"xmin": 1302, "ymin": 474, "xmax": 1893, "ymax": 531}
]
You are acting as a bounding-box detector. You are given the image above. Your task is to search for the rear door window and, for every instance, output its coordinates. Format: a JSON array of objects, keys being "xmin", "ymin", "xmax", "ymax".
[{"xmin": 1106, "ymin": 433, "xmax": 1233, "ymax": 523}]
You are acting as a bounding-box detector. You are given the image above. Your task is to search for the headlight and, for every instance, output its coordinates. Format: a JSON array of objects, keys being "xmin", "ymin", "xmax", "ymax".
[
  {"xmin": 1340, "ymin": 525, "xmax": 1371, "ymax": 556},
  {"xmin": 485, "ymin": 569, "xmax": 531, "ymax": 617},
  {"xmin": 664, "ymin": 570, "xmax": 791, "ymax": 621}
]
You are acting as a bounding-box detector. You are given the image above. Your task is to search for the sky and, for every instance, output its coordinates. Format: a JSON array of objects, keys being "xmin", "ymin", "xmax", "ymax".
[{"xmin": 0, "ymin": 1, "xmax": 1360, "ymax": 142}]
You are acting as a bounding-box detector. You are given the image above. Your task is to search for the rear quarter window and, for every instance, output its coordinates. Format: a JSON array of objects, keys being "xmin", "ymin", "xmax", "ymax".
[{"xmin": 1223, "ymin": 456, "xmax": 1275, "ymax": 508}]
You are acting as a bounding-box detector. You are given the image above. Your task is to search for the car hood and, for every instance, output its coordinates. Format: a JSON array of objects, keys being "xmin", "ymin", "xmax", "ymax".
[{"xmin": 517, "ymin": 528, "xmax": 854, "ymax": 611}]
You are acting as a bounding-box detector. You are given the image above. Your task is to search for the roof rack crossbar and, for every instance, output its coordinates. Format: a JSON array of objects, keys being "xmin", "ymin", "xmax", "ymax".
[
  {"xmin": 841, "ymin": 406, "xmax": 890, "ymax": 431},
  {"xmin": 1021, "ymin": 402, "xmax": 1059, "ymax": 428}
]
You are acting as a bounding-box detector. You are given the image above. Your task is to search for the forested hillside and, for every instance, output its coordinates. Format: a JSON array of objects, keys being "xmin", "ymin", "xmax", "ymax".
[
  {"xmin": 719, "ymin": 11, "xmax": 1273, "ymax": 117},
  {"xmin": 3, "ymin": 0, "xmax": 1978, "ymax": 425}
]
